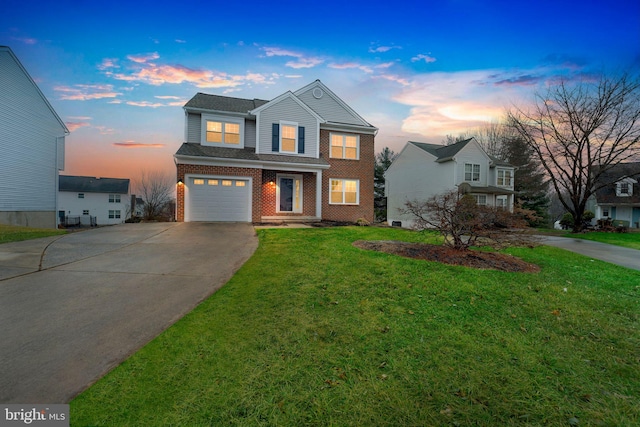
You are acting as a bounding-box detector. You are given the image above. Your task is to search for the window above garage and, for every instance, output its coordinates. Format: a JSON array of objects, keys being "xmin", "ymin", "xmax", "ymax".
[{"xmin": 201, "ymin": 114, "xmax": 245, "ymax": 148}]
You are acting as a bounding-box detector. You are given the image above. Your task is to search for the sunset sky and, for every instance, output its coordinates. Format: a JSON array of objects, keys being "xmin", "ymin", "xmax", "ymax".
[{"xmin": 2, "ymin": 0, "xmax": 639, "ymax": 183}]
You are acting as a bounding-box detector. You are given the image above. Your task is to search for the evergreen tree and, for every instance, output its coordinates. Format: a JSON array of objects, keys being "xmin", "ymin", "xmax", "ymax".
[
  {"xmin": 502, "ymin": 136, "xmax": 550, "ymax": 227},
  {"xmin": 374, "ymin": 147, "xmax": 397, "ymax": 221}
]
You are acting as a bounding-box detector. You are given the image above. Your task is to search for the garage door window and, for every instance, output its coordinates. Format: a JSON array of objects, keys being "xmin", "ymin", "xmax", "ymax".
[
  {"xmin": 236, "ymin": 181, "xmax": 246, "ymax": 187},
  {"xmin": 222, "ymin": 180, "xmax": 233, "ymax": 186},
  {"xmin": 208, "ymin": 179, "xmax": 218, "ymax": 186},
  {"xmin": 194, "ymin": 179, "xmax": 204, "ymax": 185}
]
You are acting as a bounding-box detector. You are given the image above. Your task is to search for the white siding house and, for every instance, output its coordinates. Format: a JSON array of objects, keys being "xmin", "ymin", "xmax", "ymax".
[
  {"xmin": 0, "ymin": 46, "xmax": 69, "ymax": 228},
  {"xmin": 386, "ymin": 138, "xmax": 516, "ymax": 228},
  {"xmin": 58, "ymin": 176, "xmax": 130, "ymax": 226}
]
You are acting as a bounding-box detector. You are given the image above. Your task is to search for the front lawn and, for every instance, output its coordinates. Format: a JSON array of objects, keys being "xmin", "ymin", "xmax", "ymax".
[
  {"xmin": 71, "ymin": 227, "xmax": 640, "ymax": 426},
  {"xmin": 563, "ymin": 230, "xmax": 640, "ymax": 250},
  {"xmin": 0, "ymin": 224, "xmax": 65, "ymax": 244}
]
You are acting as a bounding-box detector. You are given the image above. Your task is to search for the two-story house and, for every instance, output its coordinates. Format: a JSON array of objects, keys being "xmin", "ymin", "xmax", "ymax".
[
  {"xmin": 0, "ymin": 46, "xmax": 68, "ymax": 228},
  {"xmin": 58, "ymin": 175, "xmax": 130, "ymax": 225},
  {"xmin": 587, "ymin": 162, "xmax": 640, "ymax": 228},
  {"xmin": 174, "ymin": 80, "xmax": 376, "ymax": 223},
  {"xmin": 386, "ymin": 138, "xmax": 516, "ymax": 228}
]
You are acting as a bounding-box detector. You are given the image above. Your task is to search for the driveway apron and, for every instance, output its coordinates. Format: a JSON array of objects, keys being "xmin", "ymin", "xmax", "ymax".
[
  {"xmin": 539, "ymin": 235, "xmax": 640, "ymax": 271},
  {"xmin": 0, "ymin": 222, "xmax": 258, "ymax": 403}
]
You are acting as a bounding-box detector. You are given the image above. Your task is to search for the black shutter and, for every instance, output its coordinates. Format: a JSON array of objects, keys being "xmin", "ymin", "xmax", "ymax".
[
  {"xmin": 272, "ymin": 123, "xmax": 279, "ymax": 152},
  {"xmin": 298, "ymin": 126, "xmax": 305, "ymax": 154}
]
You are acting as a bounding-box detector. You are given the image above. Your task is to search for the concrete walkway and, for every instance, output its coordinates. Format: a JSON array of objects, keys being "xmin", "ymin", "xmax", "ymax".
[
  {"xmin": 538, "ymin": 235, "xmax": 640, "ymax": 271},
  {"xmin": 0, "ymin": 222, "xmax": 258, "ymax": 403}
]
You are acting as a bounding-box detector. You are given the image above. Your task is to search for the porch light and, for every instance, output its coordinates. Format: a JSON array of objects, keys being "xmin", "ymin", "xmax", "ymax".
[{"xmin": 177, "ymin": 179, "xmax": 183, "ymax": 185}]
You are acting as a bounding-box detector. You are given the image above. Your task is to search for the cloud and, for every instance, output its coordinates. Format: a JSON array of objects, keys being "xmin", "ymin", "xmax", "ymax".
[
  {"xmin": 175, "ymin": 39, "xmax": 187, "ymax": 44},
  {"xmin": 154, "ymin": 95, "xmax": 182, "ymax": 100},
  {"xmin": 262, "ymin": 46, "xmax": 324, "ymax": 69},
  {"xmin": 127, "ymin": 52, "xmax": 160, "ymax": 63},
  {"xmin": 95, "ymin": 126, "xmax": 115, "ymax": 135},
  {"xmin": 412, "ymin": 54, "xmax": 437, "ymax": 63},
  {"xmin": 97, "ymin": 58, "xmax": 119, "ymax": 70},
  {"xmin": 376, "ymin": 62, "xmax": 396, "ymax": 69},
  {"xmin": 12, "ymin": 36, "xmax": 37, "ymax": 45},
  {"xmin": 491, "ymin": 74, "xmax": 543, "ymax": 87},
  {"xmin": 329, "ymin": 62, "xmax": 373, "ymax": 73},
  {"xmin": 54, "ymin": 84, "xmax": 122, "ymax": 100},
  {"xmin": 369, "ymin": 45, "xmax": 401, "ymax": 53},
  {"xmin": 375, "ymin": 74, "xmax": 410, "ymax": 86},
  {"xmin": 66, "ymin": 121, "xmax": 91, "ymax": 132},
  {"xmin": 113, "ymin": 142, "xmax": 165, "ymax": 148},
  {"xmin": 126, "ymin": 100, "xmax": 184, "ymax": 108},
  {"xmin": 115, "ymin": 63, "xmax": 247, "ymax": 87}
]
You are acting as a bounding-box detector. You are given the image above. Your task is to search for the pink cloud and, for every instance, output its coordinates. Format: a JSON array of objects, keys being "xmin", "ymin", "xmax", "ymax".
[
  {"xmin": 127, "ymin": 52, "xmax": 160, "ymax": 63},
  {"xmin": 98, "ymin": 58, "xmax": 119, "ymax": 70},
  {"xmin": 329, "ymin": 62, "xmax": 373, "ymax": 73},
  {"xmin": 54, "ymin": 84, "xmax": 122, "ymax": 100},
  {"xmin": 412, "ymin": 54, "xmax": 437, "ymax": 63},
  {"xmin": 113, "ymin": 142, "xmax": 165, "ymax": 148},
  {"xmin": 65, "ymin": 122, "xmax": 91, "ymax": 132},
  {"xmin": 369, "ymin": 45, "xmax": 401, "ymax": 53},
  {"xmin": 262, "ymin": 46, "xmax": 324, "ymax": 69}
]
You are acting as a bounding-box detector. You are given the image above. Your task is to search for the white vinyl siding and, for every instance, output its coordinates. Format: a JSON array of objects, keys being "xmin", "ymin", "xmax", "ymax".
[
  {"xmin": 58, "ymin": 191, "xmax": 129, "ymax": 225},
  {"xmin": 257, "ymin": 96, "xmax": 318, "ymax": 157},
  {"xmin": 244, "ymin": 119, "xmax": 257, "ymax": 148},
  {"xmin": 0, "ymin": 48, "xmax": 67, "ymax": 219},
  {"xmin": 187, "ymin": 112, "xmax": 201, "ymax": 143},
  {"xmin": 296, "ymin": 86, "xmax": 368, "ymax": 126}
]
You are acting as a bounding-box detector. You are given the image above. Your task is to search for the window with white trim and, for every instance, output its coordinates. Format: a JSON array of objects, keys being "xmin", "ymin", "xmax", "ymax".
[
  {"xmin": 280, "ymin": 122, "xmax": 298, "ymax": 153},
  {"xmin": 330, "ymin": 179, "xmax": 359, "ymax": 205},
  {"xmin": 497, "ymin": 169, "xmax": 513, "ymax": 187},
  {"xmin": 78, "ymin": 193, "xmax": 84, "ymax": 199},
  {"xmin": 496, "ymin": 195, "xmax": 507, "ymax": 208},
  {"xmin": 82, "ymin": 210, "xmax": 90, "ymax": 215},
  {"xmin": 330, "ymin": 133, "xmax": 359, "ymax": 159},
  {"xmin": 616, "ymin": 181, "xmax": 633, "ymax": 197},
  {"xmin": 201, "ymin": 114, "xmax": 243, "ymax": 148},
  {"xmin": 465, "ymin": 163, "xmax": 480, "ymax": 182},
  {"xmin": 109, "ymin": 194, "xmax": 121, "ymax": 203},
  {"xmin": 108, "ymin": 210, "xmax": 121, "ymax": 219}
]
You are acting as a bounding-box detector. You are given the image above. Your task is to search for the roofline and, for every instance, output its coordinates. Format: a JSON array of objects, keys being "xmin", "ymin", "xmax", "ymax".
[
  {"xmin": 1, "ymin": 46, "xmax": 69, "ymax": 135},
  {"xmin": 294, "ymin": 80, "xmax": 375, "ymax": 128},
  {"xmin": 183, "ymin": 106, "xmax": 255, "ymax": 118},
  {"xmin": 174, "ymin": 154, "xmax": 331, "ymax": 171},
  {"xmin": 250, "ymin": 91, "xmax": 326, "ymax": 123},
  {"xmin": 321, "ymin": 122, "xmax": 378, "ymax": 134}
]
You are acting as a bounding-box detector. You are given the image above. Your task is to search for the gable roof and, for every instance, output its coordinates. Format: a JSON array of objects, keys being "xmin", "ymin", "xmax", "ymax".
[
  {"xmin": 249, "ymin": 90, "xmax": 326, "ymax": 122},
  {"xmin": 59, "ymin": 175, "xmax": 130, "ymax": 194},
  {"xmin": 594, "ymin": 162, "xmax": 640, "ymax": 204},
  {"xmin": 0, "ymin": 46, "xmax": 69, "ymax": 134},
  {"xmin": 184, "ymin": 93, "xmax": 269, "ymax": 113},
  {"xmin": 410, "ymin": 138, "xmax": 474, "ymax": 162}
]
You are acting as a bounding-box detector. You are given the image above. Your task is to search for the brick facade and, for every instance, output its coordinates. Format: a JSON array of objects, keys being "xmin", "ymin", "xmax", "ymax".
[
  {"xmin": 320, "ymin": 130, "xmax": 375, "ymax": 223},
  {"xmin": 176, "ymin": 131, "xmax": 374, "ymax": 224}
]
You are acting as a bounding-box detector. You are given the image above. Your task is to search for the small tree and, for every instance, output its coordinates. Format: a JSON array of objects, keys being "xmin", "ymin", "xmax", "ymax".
[
  {"xmin": 401, "ymin": 190, "xmax": 533, "ymax": 251},
  {"xmin": 137, "ymin": 170, "xmax": 174, "ymax": 221},
  {"xmin": 374, "ymin": 147, "xmax": 397, "ymax": 222}
]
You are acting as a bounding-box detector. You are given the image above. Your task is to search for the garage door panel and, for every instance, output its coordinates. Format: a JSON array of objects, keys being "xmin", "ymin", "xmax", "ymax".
[{"xmin": 187, "ymin": 177, "xmax": 250, "ymax": 222}]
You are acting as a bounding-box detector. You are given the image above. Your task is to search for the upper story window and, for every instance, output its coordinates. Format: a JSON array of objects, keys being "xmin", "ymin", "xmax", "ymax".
[
  {"xmin": 465, "ymin": 163, "xmax": 480, "ymax": 182},
  {"xmin": 497, "ymin": 169, "xmax": 513, "ymax": 187},
  {"xmin": 330, "ymin": 133, "xmax": 359, "ymax": 160},
  {"xmin": 78, "ymin": 193, "xmax": 84, "ymax": 199},
  {"xmin": 201, "ymin": 114, "xmax": 244, "ymax": 148},
  {"xmin": 272, "ymin": 122, "xmax": 305, "ymax": 154},
  {"xmin": 109, "ymin": 194, "xmax": 121, "ymax": 203},
  {"xmin": 617, "ymin": 181, "xmax": 633, "ymax": 197}
]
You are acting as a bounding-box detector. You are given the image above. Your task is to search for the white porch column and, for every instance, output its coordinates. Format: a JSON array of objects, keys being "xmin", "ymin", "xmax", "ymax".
[{"xmin": 316, "ymin": 170, "xmax": 323, "ymax": 219}]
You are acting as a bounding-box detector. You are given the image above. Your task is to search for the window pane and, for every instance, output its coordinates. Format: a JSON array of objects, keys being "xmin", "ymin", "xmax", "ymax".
[
  {"xmin": 331, "ymin": 135, "xmax": 343, "ymax": 146},
  {"xmin": 222, "ymin": 180, "xmax": 232, "ymax": 186},
  {"xmin": 345, "ymin": 147, "xmax": 357, "ymax": 159},
  {"xmin": 235, "ymin": 181, "xmax": 246, "ymax": 187},
  {"xmin": 330, "ymin": 180, "xmax": 343, "ymax": 203},
  {"xmin": 225, "ymin": 123, "xmax": 240, "ymax": 144},
  {"xmin": 208, "ymin": 179, "xmax": 218, "ymax": 186},
  {"xmin": 282, "ymin": 125, "xmax": 296, "ymax": 139},
  {"xmin": 207, "ymin": 131, "xmax": 222, "ymax": 143},
  {"xmin": 282, "ymin": 138, "xmax": 295, "ymax": 152},
  {"xmin": 345, "ymin": 136, "xmax": 357, "ymax": 147},
  {"xmin": 193, "ymin": 179, "xmax": 204, "ymax": 185},
  {"xmin": 331, "ymin": 146, "xmax": 343, "ymax": 158},
  {"xmin": 207, "ymin": 121, "xmax": 222, "ymax": 132}
]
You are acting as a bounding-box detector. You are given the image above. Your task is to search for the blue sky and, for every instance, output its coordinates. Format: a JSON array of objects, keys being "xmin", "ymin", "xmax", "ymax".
[{"xmin": 2, "ymin": 0, "xmax": 639, "ymax": 180}]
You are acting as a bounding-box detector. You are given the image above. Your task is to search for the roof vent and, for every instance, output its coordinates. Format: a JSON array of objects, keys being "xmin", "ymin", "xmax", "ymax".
[{"xmin": 312, "ymin": 88, "xmax": 323, "ymax": 99}]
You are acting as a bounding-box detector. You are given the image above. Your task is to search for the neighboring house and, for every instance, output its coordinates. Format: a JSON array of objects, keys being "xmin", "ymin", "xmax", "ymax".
[
  {"xmin": 386, "ymin": 138, "xmax": 516, "ymax": 228},
  {"xmin": 174, "ymin": 80, "xmax": 376, "ymax": 223},
  {"xmin": 588, "ymin": 162, "xmax": 640, "ymax": 228},
  {"xmin": 134, "ymin": 197, "xmax": 145, "ymax": 218},
  {"xmin": 0, "ymin": 46, "xmax": 69, "ymax": 228},
  {"xmin": 58, "ymin": 176, "xmax": 130, "ymax": 225}
]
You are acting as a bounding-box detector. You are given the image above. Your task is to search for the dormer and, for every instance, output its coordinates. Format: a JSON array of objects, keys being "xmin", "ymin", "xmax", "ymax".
[{"xmin": 616, "ymin": 177, "xmax": 637, "ymax": 197}]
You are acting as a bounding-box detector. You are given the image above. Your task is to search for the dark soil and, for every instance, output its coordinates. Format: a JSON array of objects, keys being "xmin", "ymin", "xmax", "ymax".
[{"xmin": 353, "ymin": 240, "xmax": 540, "ymax": 273}]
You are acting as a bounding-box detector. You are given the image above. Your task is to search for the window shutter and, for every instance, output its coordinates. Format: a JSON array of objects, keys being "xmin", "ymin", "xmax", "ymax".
[
  {"xmin": 298, "ymin": 126, "xmax": 305, "ymax": 154},
  {"xmin": 272, "ymin": 123, "xmax": 279, "ymax": 152}
]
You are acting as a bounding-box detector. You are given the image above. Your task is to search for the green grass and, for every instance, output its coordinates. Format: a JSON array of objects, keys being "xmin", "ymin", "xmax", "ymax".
[
  {"xmin": 0, "ymin": 224, "xmax": 65, "ymax": 244},
  {"xmin": 563, "ymin": 230, "xmax": 640, "ymax": 250},
  {"xmin": 71, "ymin": 227, "xmax": 640, "ymax": 426}
]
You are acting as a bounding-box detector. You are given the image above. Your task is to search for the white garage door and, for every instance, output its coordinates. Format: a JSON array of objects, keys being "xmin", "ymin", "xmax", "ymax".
[{"xmin": 186, "ymin": 176, "xmax": 251, "ymax": 222}]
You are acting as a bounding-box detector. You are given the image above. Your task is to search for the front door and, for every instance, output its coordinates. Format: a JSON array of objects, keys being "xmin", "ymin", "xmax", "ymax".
[{"xmin": 277, "ymin": 174, "xmax": 302, "ymax": 213}]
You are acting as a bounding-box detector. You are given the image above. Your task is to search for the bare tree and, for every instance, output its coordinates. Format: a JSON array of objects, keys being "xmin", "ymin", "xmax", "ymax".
[
  {"xmin": 508, "ymin": 73, "xmax": 640, "ymax": 232},
  {"xmin": 137, "ymin": 170, "xmax": 174, "ymax": 221},
  {"xmin": 401, "ymin": 190, "xmax": 533, "ymax": 251}
]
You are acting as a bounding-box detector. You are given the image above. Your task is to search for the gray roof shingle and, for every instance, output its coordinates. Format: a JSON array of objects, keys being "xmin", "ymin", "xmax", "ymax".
[
  {"xmin": 410, "ymin": 138, "xmax": 513, "ymax": 167},
  {"xmin": 594, "ymin": 162, "xmax": 640, "ymax": 204},
  {"xmin": 184, "ymin": 93, "xmax": 269, "ymax": 113},
  {"xmin": 175, "ymin": 143, "xmax": 330, "ymax": 167},
  {"xmin": 59, "ymin": 176, "xmax": 130, "ymax": 193}
]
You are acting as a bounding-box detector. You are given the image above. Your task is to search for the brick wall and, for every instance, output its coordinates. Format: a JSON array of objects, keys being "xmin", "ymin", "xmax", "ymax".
[
  {"xmin": 320, "ymin": 130, "xmax": 375, "ymax": 223},
  {"xmin": 176, "ymin": 164, "xmax": 262, "ymax": 222},
  {"xmin": 261, "ymin": 170, "xmax": 317, "ymax": 217}
]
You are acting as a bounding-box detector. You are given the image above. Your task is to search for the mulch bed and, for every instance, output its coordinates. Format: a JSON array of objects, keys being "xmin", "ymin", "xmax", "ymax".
[{"xmin": 353, "ymin": 240, "xmax": 540, "ymax": 273}]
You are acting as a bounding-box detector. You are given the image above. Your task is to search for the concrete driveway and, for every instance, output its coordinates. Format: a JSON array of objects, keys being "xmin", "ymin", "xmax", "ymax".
[
  {"xmin": 539, "ymin": 235, "xmax": 640, "ymax": 271},
  {"xmin": 0, "ymin": 222, "xmax": 258, "ymax": 403}
]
